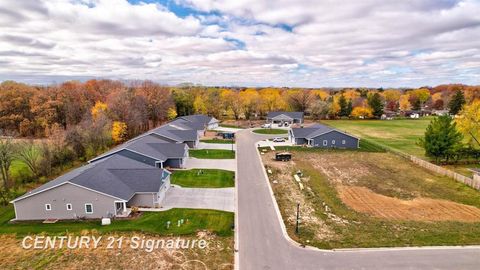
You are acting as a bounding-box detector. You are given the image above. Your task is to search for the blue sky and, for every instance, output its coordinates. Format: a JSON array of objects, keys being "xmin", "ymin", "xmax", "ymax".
[{"xmin": 0, "ymin": 0, "xmax": 479, "ymax": 87}]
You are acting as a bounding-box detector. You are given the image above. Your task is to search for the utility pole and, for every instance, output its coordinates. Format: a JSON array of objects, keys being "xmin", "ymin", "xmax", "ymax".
[{"xmin": 295, "ymin": 203, "xmax": 300, "ymax": 234}]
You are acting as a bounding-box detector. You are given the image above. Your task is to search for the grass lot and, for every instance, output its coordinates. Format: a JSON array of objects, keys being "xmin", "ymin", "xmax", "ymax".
[
  {"xmin": 189, "ymin": 149, "xmax": 235, "ymax": 159},
  {"xmin": 200, "ymin": 138, "xmax": 234, "ymax": 144},
  {"xmin": 262, "ymin": 148, "xmax": 480, "ymax": 249},
  {"xmin": 171, "ymin": 169, "xmax": 235, "ymax": 188},
  {"xmin": 0, "ymin": 206, "xmax": 233, "ymax": 237},
  {"xmin": 253, "ymin": 128, "xmax": 288, "ymax": 135},
  {"xmin": 323, "ymin": 118, "xmax": 431, "ymax": 157}
]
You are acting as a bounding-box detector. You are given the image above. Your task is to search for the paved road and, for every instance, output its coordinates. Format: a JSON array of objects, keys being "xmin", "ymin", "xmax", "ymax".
[
  {"xmin": 184, "ymin": 157, "xmax": 236, "ymax": 171},
  {"xmin": 236, "ymin": 129, "xmax": 480, "ymax": 270},
  {"xmin": 162, "ymin": 185, "xmax": 234, "ymax": 212}
]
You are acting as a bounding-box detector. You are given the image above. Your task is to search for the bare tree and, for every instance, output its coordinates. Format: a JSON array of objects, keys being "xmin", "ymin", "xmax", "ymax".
[
  {"xmin": 288, "ymin": 90, "xmax": 314, "ymax": 112},
  {"xmin": 0, "ymin": 136, "xmax": 15, "ymax": 191},
  {"xmin": 16, "ymin": 140, "xmax": 42, "ymax": 177}
]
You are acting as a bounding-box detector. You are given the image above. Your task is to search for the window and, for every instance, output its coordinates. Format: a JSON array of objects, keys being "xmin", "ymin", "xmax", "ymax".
[
  {"xmin": 342, "ymin": 140, "xmax": 346, "ymax": 145},
  {"xmin": 45, "ymin": 204, "xmax": 51, "ymax": 211},
  {"xmin": 323, "ymin": 140, "xmax": 328, "ymax": 146},
  {"xmin": 332, "ymin": 140, "xmax": 336, "ymax": 145},
  {"xmin": 66, "ymin": 204, "xmax": 72, "ymax": 211},
  {"xmin": 85, "ymin": 204, "xmax": 93, "ymax": 214}
]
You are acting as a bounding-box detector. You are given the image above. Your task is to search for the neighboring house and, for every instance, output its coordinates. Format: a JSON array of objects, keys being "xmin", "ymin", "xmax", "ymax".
[
  {"xmin": 147, "ymin": 125, "xmax": 199, "ymax": 148},
  {"xmin": 11, "ymin": 155, "xmax": 171, "ymax": 221},
  {"xmin": 289, "ymin": 123, "xmax": 359, "ymax": 149},
  {"xmin": 179, "ymin": 114, "xmax": 219, "ymax": 130},
  {"xmin": 88, "ymin": 134, "xmax": 189, "ymax": 169},
  {"xmin": 169, "ymin": 118, "xmax": 207, "ymax": 137},
  {"xmin": 266, "ymin": 111, "xmax": 304, "ymax": 124}
]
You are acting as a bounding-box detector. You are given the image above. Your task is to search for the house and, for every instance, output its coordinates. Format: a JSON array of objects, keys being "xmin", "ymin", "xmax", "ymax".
[
  {"xmin": 179, "ymin": 114, "xmax": 219, "ymax": 130},
  {"xmin": 289, "ymin": 123, "xmax": 359, "ymax": 149},
  {"xmin": 88, "ymin": 134, "xmax": 189, "ymax": 168},
  {"xmin": 266, "ymin": 112, "xmax": 304, "ymax": 125},
  {"xmin": 146, "ymin": 124, "xmax": 199, "ymax": 148},
  {"xmin": 11, "ymin": 155, "xmax": 171, "ymax": 221}
]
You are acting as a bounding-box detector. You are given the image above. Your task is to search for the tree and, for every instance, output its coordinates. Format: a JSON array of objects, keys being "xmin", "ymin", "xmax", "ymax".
[
  {"xmin": 220, "ymin": 89, "xmax": 242, "ymax": 120},
  {"xmin": 419, "ymin": 115, "xmax": 463, "ymax": 163},
  {"xmin": 167, "ymin": 107, "xmax": 177, "ymax": 120},
  {"xmin": 368, "ymin": 93, "xmax": 384, "ymax": 118},
  {"xmin": 111, "ymin": 121, "xmax": 128, "ymax": 144},
  {"xmin": 288, "ymin": 90, "xmax": 314, "ymax": 112},
  {"xmin": 399, "ymin": 94, "xmax": 411, "ymax": 111},
  {"xmin": 351, "ymin": 106, "xmax": 373, "ymax": 118},
  {"xmin": 456, "ymin": 100, "xmax": 480, "ymax": 147},
  {"xmin": 91, "ymin": 101, "xmax": 108, "ymax": 120},
  {"xmin": 193, "ymin": 95, "xmax": 207, "ymax": 114},
  {"xmin": 239, "ymin": 89, "xmax": 260, "ymax": 120},
  {"xmin": 0, "ymin": 136, "xmax": 15, "ymax": 192},
  {"xmin": 448, "ymin": 90, "xmax": 466, "ymax": 115},
  {"xmin": 310, "ymin": 101, "xmax": 331, "ymax": 120},
  {"xmin": 16, "ymin": 141, "xmax": 42, "ymax": 177},
  {"xmin": 338, "ymin": 95, "xmax": 348, "ymax": 117},
  {"xmin": 346, "ymin": 99, "xmax": 353, "ymax": 116}
]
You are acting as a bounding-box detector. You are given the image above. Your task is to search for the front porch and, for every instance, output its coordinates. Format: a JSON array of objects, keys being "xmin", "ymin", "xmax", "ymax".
[{"xmin": 115, "ymin": 201, "xmax": 131, "ymax": 217}]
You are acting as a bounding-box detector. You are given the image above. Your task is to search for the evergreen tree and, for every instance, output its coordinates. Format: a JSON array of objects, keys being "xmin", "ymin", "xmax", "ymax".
[
  {"xmin": 448, "ymin": 90, "xmax": 466, "ymax": 115},
  {"xmin": 346, "ymin": 99, "xmax": 353, "ymax": 116},
  {"xmin": 419, "ymin": 115, "xmax": 463, "ymax": 163},
  {"xmin": 338, "ymin": 95, "xmax": 348, "ymax": 117},
  {"xmin": 368, "ymin": 93, "xmax": 384, "ymax": 118}
]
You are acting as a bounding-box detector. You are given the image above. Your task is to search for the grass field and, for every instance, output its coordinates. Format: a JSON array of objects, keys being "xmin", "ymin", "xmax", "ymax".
[
  {"xmin": 262, "ymin": 148, "xmax": 480, "ymax": 249},
  {"xmin": 200, "ymin": 138, "xmax": 234, "ymax": 144},
  {"xmin": 171, "ymin": 169, "xmax": 235, "ymax": 188},
  {"xmin": 0, "ymin": 206, "xmax": 233, "ymax": 237},
  {"xmin": 253, "ymin": 128, "xmax": 288, "ymax": 135},
  {"xmin": 189, "ymin": 149, "xmax": 235, "ymax": 159}
]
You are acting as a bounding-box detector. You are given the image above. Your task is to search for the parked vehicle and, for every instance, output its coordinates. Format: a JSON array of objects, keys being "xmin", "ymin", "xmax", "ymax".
[
  {"xmin": 272, "ymin": 137, "xmax": 286, "ymax": 142},
  {"xmin": 284, "ymin": 122, "xmax": 289, "ymax": 127},
  {"xmin": 261, "ymin": 123, "xmax": 272, "ymax": 128},
  {"xmin": 278, "ymin": 123, "xmax": 283, "ymax": 127},
  {"xmin": 275, "ymin": 152, "xmax": 292, "ymax": 161}
]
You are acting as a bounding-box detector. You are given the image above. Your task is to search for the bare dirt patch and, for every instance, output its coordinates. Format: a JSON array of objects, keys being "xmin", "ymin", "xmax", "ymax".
[{"xmin": 339, "ymin": 186, "xmax": 480, "ymax": 222}]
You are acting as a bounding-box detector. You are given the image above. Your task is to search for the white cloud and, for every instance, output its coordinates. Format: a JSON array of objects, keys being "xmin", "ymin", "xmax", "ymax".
[{"xmin": 0, "ymin": 0, "xmax": 479, "ymax": 87}]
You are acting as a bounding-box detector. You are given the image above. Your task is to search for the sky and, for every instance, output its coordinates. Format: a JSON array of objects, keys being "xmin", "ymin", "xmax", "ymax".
[{"xmin": 0, "ymin": 0, "xmax": 479, "ymax": 87}]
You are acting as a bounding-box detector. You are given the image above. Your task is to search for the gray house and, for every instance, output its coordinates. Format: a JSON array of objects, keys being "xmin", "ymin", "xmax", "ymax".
[
  {"xmin": 11, "ymin": 155, "xmax": 171, "ymax": 221},
  {"xmin": 289, "ymin": 124, "xmax": 359, "ymax": 149},
  {"xmin": 146, "ymin": 124, "xmax": 199, "ymax": 148},
  {"xmin": 179, "ymin": 114, "xmax": 219, "ymax": 130},
  {"xmin": 267, "ymin": 111, "xmax": 304, "ymax": 124},
  {"xmin": 89, "ymin": 134, "xmax": 189, "ymax": 168}
]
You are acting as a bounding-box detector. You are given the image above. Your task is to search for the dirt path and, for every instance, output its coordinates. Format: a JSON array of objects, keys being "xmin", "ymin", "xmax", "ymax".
[{"xmin": 339, "ymin": 186, "xmax": 480, "ymax": 222}]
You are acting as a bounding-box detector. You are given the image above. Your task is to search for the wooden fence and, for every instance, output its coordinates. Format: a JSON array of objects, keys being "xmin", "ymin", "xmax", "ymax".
[{"xmin": 364, "ymin": 139, "xmax": 480, "ymax": 190}]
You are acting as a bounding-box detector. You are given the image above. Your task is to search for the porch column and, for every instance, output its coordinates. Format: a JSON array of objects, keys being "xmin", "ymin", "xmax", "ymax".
[{"xmin": 123, "ymin": 202, "xmax": 127, "ymax": 213}]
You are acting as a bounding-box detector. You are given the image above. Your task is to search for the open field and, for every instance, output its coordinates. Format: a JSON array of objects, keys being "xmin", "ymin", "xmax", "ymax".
[
  {"xmin": 0, "ymin": 233, "xmax": 233, "ymax": 270},
  {"xmin": 200, "ymin": 138, "xmax": 234, "ymax": 144},
  {"xmin": 261, "ymin": 148, "xmax": 480, "ymax": 248},
  {"xmin": 171, "ymin": 169, "xmax": 235, "ymax": 188},
  {"xmin": 0, "ymin": 206, "xmax": 234, "ymax": 237},
  {"xmin": 253, "ymin": 128, "xmax": 288, "ymax": 135},
  {"xmin": 189, "ymin": 149, "xmax": 235, "ymax": 159},
  {"xmin": 322, "ymin": 118, "xmax": 431, "ymax": 157}
]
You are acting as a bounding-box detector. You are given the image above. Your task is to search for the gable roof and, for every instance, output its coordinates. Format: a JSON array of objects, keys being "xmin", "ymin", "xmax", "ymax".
[
  {"xmin": 291, "ymin": 123, "xmax": 359, "ymax": 140},
  {"xmin": 267, "ymin": 111, "xmax": 304, "ymax": 119},
  {"xmin": 89, "ymin": 134, "xmax": 187, "ymax": 163},
  {"xmin": 148, "ymin": 125, "xmax": 198, "ymax": 142},
  {"xmin": 12, "ymin": 155, "xmax": 169, "ymax": 203},
  {"xmin": 180, "ymin": 114, "xmax": 218, "ymax": 125}
]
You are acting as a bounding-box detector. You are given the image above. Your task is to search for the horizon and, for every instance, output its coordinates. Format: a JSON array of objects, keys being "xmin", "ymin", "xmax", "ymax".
[{"xmin": 1, "ymin": 0, "xmax": 479, "ymax": 87}]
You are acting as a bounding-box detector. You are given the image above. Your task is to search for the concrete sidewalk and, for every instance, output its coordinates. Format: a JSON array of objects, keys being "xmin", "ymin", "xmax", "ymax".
[
  {"xmin": 197, "ymin": 142, "xmax": 237, "ymax": 150},
  {"xmin": 184, "ymin": 157, "xmax": 236, "ymax": 171}
]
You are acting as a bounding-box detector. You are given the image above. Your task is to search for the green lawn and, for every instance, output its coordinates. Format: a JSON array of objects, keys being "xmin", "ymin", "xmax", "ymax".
[
  {"xmin": 0, "ymin": 206, "xmax": 233, "ymax": 237},
  {"xmin": 253, "ymin": 128, "xmax": 288, "ymax": 135},
  {"xmin": 189, "ymin": 149, "xmax": 235, "ymax": 159},
  {"xmin": 171, "ymin": 169, "xmax": 235, "ymax": 188},
  {"xmin": 200, "ymin": 138, "xmax": 234, "ymax": 144},
  {"xmin": 323, "ymin": 118, "xmax": 432, "ymax": 157}
]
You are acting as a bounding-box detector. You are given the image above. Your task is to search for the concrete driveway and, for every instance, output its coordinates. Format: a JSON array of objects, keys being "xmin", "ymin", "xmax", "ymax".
[
  {"xmin": 213, "ymin": 127, "xmax": 243, "ymax": 133},
  {"xmin": 161, "ymin": 186, "xmax": 234, "ymax": 212},
  {"xmin": 197, "ymin": 142, "xmax": 236, "ymax": 150},
  {"xmin": 184, "ymin": 157, "xmax": 236, "ymax": 171},
  {"xmin": 257, "ymin": 139, "xmax": 293, "ymax": 148}
]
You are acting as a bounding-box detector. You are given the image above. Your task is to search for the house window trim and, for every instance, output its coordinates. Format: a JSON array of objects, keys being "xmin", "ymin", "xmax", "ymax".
[
  {"xmin": 342, "ymin": 140, "xmax": 346, "ymax": 145},
  {"xmin": 323, "ymin": 140, "xmax": 328, "ymax": 146},
  {"xmin": 66, "ymin": 203, "xmax": 72, "ymax": 211},
  {"xmin": 45, "ymin": 204, "xmax": 51, "ymax": 211},
  {"xmin": 332, "ymin": 140, "xmax": 336, "ymax": 145},
  {"xmin": 85, "ymin": 203, "xmax": 93, "ymax": 214}
]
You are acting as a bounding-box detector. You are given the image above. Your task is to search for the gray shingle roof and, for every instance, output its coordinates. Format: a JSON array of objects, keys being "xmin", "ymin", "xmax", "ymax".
[
  {"xmin": 267, "ymin": 111, "xmax": 304, "ymax": 119},
  {"xmin": 149, "ymin": 125, "xmax": 198, "ymax": 142},
  {"xmin": 180, "ymin": 114, "xmax": 218, "ymax": 125},
  {"xmin": 291, "ymin": 123, "xmax": 358, "ymax": 140},
  {"xmin": 13, "ymin": 155, "xmax": 169, "ymax": 202}
]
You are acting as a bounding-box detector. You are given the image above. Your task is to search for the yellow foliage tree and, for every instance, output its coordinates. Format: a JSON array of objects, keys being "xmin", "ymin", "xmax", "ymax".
[
  {"xmin": 351, "ymin": 106, "xmax": 373, "ymax": 118},
  {"xmin": 431, "ymin": 92, "xmax": 443, "ymax": 102},
  {"xmin": 91, "ymin": 101, "xmax": 108, "ymax": 120},
  {"xmin": 167, "ymin": 107, "xmax": 177, "ymax": 120},
  {"xmin": 383, "ymin": 89, "xmax": 401, "ymax": 102},
  {"xmin": 399, "ymin": 94, "xmax": 411, "ymax": 111},
  {"xmin": 456, "ymin": 99, "xmax": 480, "ymax": 147},
  {"xmin": 411, "ymin": 88, "xmax": 431, "ymax": 105},
  {"xmin": 343, "ymin": 89, "xmax": 360, "ymax": 101},
  {"xmin": 311, "ymin": 89, "xmax": 329, "ymax": 101},
  {"xmin": 239, "ymin": 89, "xmax": 260, "ymax": 119},
  {"xmin": 193, "ymin": 95, "xmax": 207, "ymax": 114},
  {"xmin": 111, "ymin": 121, "xmax": 127, "ymax": 143}
]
